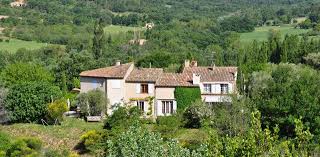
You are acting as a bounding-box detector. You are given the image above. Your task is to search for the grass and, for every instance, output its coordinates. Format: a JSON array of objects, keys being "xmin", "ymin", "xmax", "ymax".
[
  {"xmin": 240, "ymin": 25, "xmax": 312, "ymax": 43},
  {"xmin": 0, "ymin": 118, "xmax": 103, "ymax": 153},
  {"xmin": 0, "ymin": 39, "xmax": 51, "ymax": 53},
  {"xmin": 104, "ymin": 25, "xmax": 146, "ymax": 35}
]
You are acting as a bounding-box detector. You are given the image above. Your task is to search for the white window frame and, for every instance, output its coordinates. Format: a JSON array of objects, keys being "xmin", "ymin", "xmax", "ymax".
[
  {"xmin": 162, "ymin": 101, "xmax": 174, "ymax": 114},
  {"xmin": 203, "ymin": 84, "xmax": 212, "ymax": 93},
  {"xmin": 221, "ymin": 84, "xmax": 229, "ymax": 94},
  {"xmin": 136, "ymin": 101, "xmax": 145, "ymax": 112}
]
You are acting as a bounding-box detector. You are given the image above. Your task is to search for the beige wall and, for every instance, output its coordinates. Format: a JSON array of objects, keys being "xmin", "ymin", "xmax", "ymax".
[
  {"xmin": 124, "ymin": 83, "xmax": 155, "ymax": 102},
  {"xmin": 155, "ymin": 87, "xmax": 175, "ymax": 100},
  {"xmin": 80, "ymin": 77, "xmax": 106, "ymax": 93}
]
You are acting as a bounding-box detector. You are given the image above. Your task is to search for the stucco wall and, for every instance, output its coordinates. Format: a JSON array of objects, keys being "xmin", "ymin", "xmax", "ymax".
[
  {"xmin": 155, "ymin": 87, "xmax": 175, "ymax": 100},
  {"xmin": 80, "ymin": 77, "xmax": 106, "ymax": 93},
  {"xmin": 124, "ymin": 83, "xmax": 155, "ymax": 102}
]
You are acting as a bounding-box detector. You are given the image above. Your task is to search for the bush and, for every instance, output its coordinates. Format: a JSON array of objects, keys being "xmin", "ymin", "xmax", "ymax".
[
  {"xmin": 174, "ymin": 87, "xmax": 201, "ymax": 111},
  {"xmin": 5, "ymin": 82, "xmax": 61, "ymax": 123},
  {"xmin": 47, "ymin": 99, "xmax": 68, "ymax": 123},
  {"xmin": 104, "ymin": 106, "xmax": 141, "ymax": 135},
  {"xmin": 80, "ymin": 130, "xmax": 102, "ymax": 152},
  {"xmin": 45, "ymin": 149, "xmax": 79, "ymax": 157},
  {"xmin": 156, "ymin": 115, "xmax": 182, "ymax": 139},
  {"xmin": 6, "ymin": 137, "xmax": 42, "ymax": 157},
  {"xmin": 0, "ymin": 132, "xmax": 11, "ymax": 151},
  {"xmin": 183, "ymin": 100, "xmax": 214, "ymax": 128},
  {"xmin": 76, "ymin": 89, "xmax": 107, "ymax": 116}
]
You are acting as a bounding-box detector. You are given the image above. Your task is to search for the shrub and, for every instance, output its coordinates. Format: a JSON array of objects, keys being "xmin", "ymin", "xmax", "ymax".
[
  {"xmin": 156, "ymin": 115, "xmax": 182, "ymax": 139},
  {"xmin": 44, "ymin": 149, "xmax": 79, "ymax": 157},
  {"xmin": 5, "ymin": 82, "xmax": 61, "ymax": 123},
  {"xmin": 174, "ymin": 87, "xmax": 201, "ymax": 111},
  {"xmin": 104, "ymin": 106, "xmax": 141, "ymax": 135},
  {"xmin": 183, "ymin": 100, "xmax": 214, "ymax": 128},
  {"xmin": 80, "ymin": 130, "xmax": 102, "ymax": 152},
  {"xmin": 47, "ymin": 99, "xmax": 68, "ymax": 123},
  {"xmin": 6, "ymin": 137, "xmax": 42, "ymax": 157},
  {"xmin": 76, "ymin": 89, "xmax": 107, "ymax": 116},
  {"xmin": 0, "ymin": 132, "xmax": 11, "ymax": 151}
]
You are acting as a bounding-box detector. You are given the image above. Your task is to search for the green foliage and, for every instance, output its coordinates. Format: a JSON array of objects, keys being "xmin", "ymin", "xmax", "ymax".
[
  {"xmin": 174, "ymin": 87, "xmax": 201, "ymax": 111},
  {"xmin": 104, "ymin": 106, "xmax": 141, "ymax": 134},
  {"xmin": 47, "ymin": 99, "xmax": 68, "ymax": 123},
  {"xmin": 136, "ymin": 52, "xmax": 175, "ymax": 68},
  {"xmin": 5, "ymin": 82, "xmax": 61, "ymax": 123},
  {"xmin": 249, "ymin": 64, "xmax": 320, "ymax": 137},
  {"xmin": 6, "ymin": 137, "xmax": 42, "ymax": 157},
  {"xmin": 92, "ymin": 19, "xmax": 105, "ymax": 59},
  {"xmin": 76, "ymin": 89, "xmax": 107, "ymax": 116},
  {"xmin": 102, "ymin": 125, "xmax": 196, "ymax": 157},
  {"xmin": 80, "ymin": 130, "xmax": 102, "ymax": 152},
  {"xmin": 0, "ymin": 132, "xmax": 11, "ymax": 152},
  {"xmin": 220, "ymin": 16, "xmax": 255, "ymax": 33},
  {"xmin": 1, "ymin": 62, "xmax": 54, "ymax": 87},
  {"xmin": 182, "ymin": 100, "xmax": 214, "ymax": 128},
  {"xmin": 156, "ymin": 115, "xmax": 182, "ymax": 139}
]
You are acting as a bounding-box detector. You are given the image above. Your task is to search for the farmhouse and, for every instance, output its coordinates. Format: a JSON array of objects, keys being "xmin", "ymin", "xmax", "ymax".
[
  {"xmin": 80, "ymin": 60, "xmax": 237, "ymax": 117},
  {"xmin": 10, "ymin": 0, "xmax": 26, "ymax": 7}
]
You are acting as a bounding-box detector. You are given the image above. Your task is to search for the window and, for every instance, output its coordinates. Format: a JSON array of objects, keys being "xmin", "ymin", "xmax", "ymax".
[
  {"xmin": 141, "ymin": 84, "xmax": 148, "ymax": 93},
  {"xmin": 137, "ymin": 101, "xmax": 145, "ymax": 111},
  {"xmin": 221, "ymin": 84, "xmax": 229, "ymax": 94},
  {"xmin": 162, "ymin": 101, "xmax": 173, "ymax": 114},
  {"xmin": 203, "ymin": 84, "xmax": 212, "ymax": 93}
]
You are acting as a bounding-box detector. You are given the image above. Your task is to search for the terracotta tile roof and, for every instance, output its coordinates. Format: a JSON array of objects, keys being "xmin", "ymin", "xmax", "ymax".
[
  {"xmin": 80, "ymin": 63, "xmax": 133, "ymax": 78},
  {"xmin": 182, "ymin": 66, "xmax": 237, "ymax": 82},
  {"xmin": 126, "ymin": 68, "xmax": 163, "ymax": 82},
  {"xmin": 156, "ymin": 73, "xmax": 196, "ymax": 87}
]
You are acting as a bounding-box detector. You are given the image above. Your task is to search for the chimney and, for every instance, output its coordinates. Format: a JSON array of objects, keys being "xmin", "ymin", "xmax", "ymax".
[
  {"xmin": 192, "ymin": 73, "xmax": 201, "ymax": 85},
  {"xmin": 184, "ymin": 60, "xmax": 190, "ymax": 68},
  {"xmin": 191, "ymin": 60, "xmax": 197, "ymax": 67},
  {"xmin": 115, "ymin": 60, "xmax": 121, "ymax": 66}
]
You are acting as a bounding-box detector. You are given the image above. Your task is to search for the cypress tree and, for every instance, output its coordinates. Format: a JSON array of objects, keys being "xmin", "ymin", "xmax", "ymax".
[{"xmin": 92, "ymin": 19, "xmax": 105, "ymax": 59}]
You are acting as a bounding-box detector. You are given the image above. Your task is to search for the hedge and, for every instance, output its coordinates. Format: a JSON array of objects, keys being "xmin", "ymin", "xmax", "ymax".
[{"xmin": 174, "ymin": 87, "xmax": 201, "ymax": 111}]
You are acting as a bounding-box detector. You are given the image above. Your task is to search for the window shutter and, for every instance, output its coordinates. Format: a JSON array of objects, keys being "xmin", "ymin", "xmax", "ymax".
[
  {"xmin": 173, "ymin": 101, "xmax": 177, "ymax": 114},
  {"xmin": 157, "ymin": 100, "xmax": 162, "ymax": 116},
  {"xmin": 136, "ymin": 84, "xmax": 141, "ymax": 94},
  {"xmin": 144, "ymin": 101, "xmax": 148, "ymax": 113},
  {"xmin": 228, "ymin": 83, "xmax": 233, "ymax": 93},
  {"xmin": 148, "ymin": 84, "xmax": 154, "ymax": 94}
]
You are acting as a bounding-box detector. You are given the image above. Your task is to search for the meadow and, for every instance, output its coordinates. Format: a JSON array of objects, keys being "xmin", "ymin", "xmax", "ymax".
[
  {"xmin": 240, "ymin": 25, "xmax": 311, "ymax": 43},
  {"xmin": 104, "ymin": 25, "xmax": 146, "ymax": 35},
  {"xmin": 0, "ymin": 39, "xmax": 50, "ymax": 53}
]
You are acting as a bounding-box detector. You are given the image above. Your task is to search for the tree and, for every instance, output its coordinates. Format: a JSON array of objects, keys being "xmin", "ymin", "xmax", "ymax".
[
  {"xmin": 92, "ymin": 19, "xmax": 105, "ymax": 59},
  {"xmin": 76, "ymin": 89, "xmax": 107, "ymax": 116},
  {"xmin": 0, "ymin": 87, "xmax": 8, "ymax": 123},
  {"xmin": 1, "ymin": 63, "xmax": 54, "ymax": 87},
  {"xmin": 268, "ymin": 29, "xmax": 281, "ymax": 63},
  {"xmin": 248, "ymin": 64, "xmax": 320, "ymax": 137},
  {"xmin": 5, "ymin": 82, "xmax": 61, "ymax": 123}
]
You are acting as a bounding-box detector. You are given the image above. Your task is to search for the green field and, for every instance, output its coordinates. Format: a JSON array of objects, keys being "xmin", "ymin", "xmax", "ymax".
[
  {"xmin": 104, "ymin": 25, "xmax": 146, "ymax": 35},
  {"xmin": 240, "ymin": 26, "xmax": 311, "ymax": 43},
  {"xmin": 0, "ymin": 39, "xmax": 50, "ymax": 53}
]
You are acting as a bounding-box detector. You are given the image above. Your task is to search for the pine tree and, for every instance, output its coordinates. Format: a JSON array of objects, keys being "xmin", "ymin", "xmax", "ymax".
[{"xmin": 92, "ymin": 19, "xmax": 105, "ymax": 59}]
